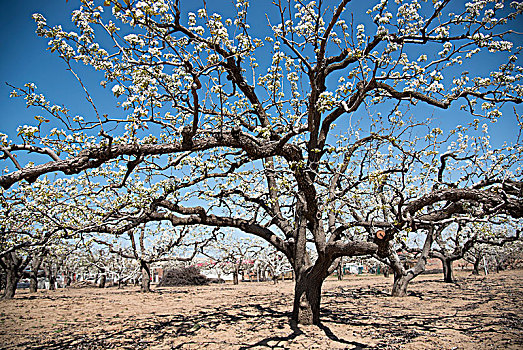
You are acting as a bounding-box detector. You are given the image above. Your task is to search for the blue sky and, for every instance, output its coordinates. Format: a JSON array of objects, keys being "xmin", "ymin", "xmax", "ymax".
[
  {"xmin": 1, "ymin": 0, "xmax": 522, "ymax": 159},
  {"xmin": 0, "ymin": 1, "xmax": 80, "ymax": 134},
  {"xmin": 0, "ymin": 0, "xmax": 277, "ymax": 139}
]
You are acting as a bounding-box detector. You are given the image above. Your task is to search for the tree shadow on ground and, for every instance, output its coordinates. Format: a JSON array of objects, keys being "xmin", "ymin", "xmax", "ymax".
[
  {"xmin": 9, "ymin": 294, "xmax": 293, "ymax": 349},
  {"xmin": 319, "ymin": 275, "xmax": 523, "ymax": 349},
  {"xmin": 318, "ymin": 323, "xmax": 369, "ymax": 349},
  {"xmin": 237, "ymin": 320, "xmax": 303, "ymax": 350},
  {"xmin": 15, "ymin": 294, "xmax": 77, "ymax": 301},
  {"xmin": 6, "ymin": 273, "xmax": 523, "ymax": 349}
]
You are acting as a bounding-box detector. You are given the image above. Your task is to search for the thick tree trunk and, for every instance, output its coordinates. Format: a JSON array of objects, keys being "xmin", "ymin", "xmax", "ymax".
[
  {"xmin": 29, "ymin": 254, "xmax": 44, "ymax": 293},
  {"xmin": 45, "ymin": 263, "xmax": 57, "ymax": 290},
  {"xmin": 493, "ymin": 256, "xmax": 500, "ymax": 273},
  {"xmin": 442, "ymin": 258, "xmax": 454, "ymax": 283},
  {"xmin": 3, "ymin": 268, "xmax": 18, "ymax": 299},
  {"xmin": 233, "ymin": 271, "xmax": 239, "ymax": 285},
  {"xmin": 391, "ymin": 272, "xmax": 412, "ymax": 297},
  {"xmin": 291, "ymin": 271, "xmax": 324, "ymax": 325},
  {"xmin": 49, "ymin": 275, "xmax": 56, "ymax": 290},
  {"xmin": 383, "ymin": 266, "xmax": 390, "ymax": 277},
  {"xmin": 472, "ymin": 257, "xmax": 481, "ymax": 275},
  {"xmin": 140, "ymin": 260, "xmax": 151, "ymax": 292},
  {"xmin": 98, "ymin": 272, "xmax": 106, "ymax": 288},
  {"xmin": 337, "ymin": 259, "xmax": 343, "ymax": 281},
  {"xmin": 389, "ymin": 258, "xmax": 410, "ymax": 297},
  {"xmin": 390, "ymin": 227, "xmax": 434, "ymax": 297},
  {"xmin": 29, "ymin": 271, "xmax": 38, "ymax": 293},
  {"xmin": 1, "ymin": 253, "xmax": 27, "ymax": 299}
]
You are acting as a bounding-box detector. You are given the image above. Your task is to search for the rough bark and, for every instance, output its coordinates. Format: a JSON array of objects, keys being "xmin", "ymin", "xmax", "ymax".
[
  {"xmin": 49, "ymin": 275, "xmax": 56, "ymax": 290},
  {"xmin": 442, "ymin": 258, "xmax": 454, "ymax": 283},
  {"xmin": 140, "ymin": 260, "xmax": 151, "ymax": 292},
  {"xmin": 29, "ymin": 252, "xmax": 45, "ymax": 293},
  {"xmin": 390, "ymin": 227, "xmax": 435, "ymax": 296},
  {"xmin": 383, "ymin": 266, "xmax": 390, "ymax": 277},
  {"xmin": 336, "ymin": 257, "xmax": 344, "ymax": 281},
  {"xmin": 391, "ymin": 272, "xmax": 410, "ymax": 297},
  {"xmin": 233, "ymin": 270, "xmax": 239, "ymax": 285},
  {"xmin": 0, "ymin": 131, "xmax": 303, "ymax": 190},
  {"xmin": 45, "ymin": 263, "xmax": 56, "ymax": 290},
  {"xmin": 292, "ymin": 270, "xmax": 324, "ymax": 325},
  {"xmin": 1, "ymin": 252, "xmax": 29, "ymax": 299},
  {"xmin": 3, "ymin": 266, "xmax": 18, "ymax": 299},
  {"xmin": 98, "ymin": 268, "xmax": 106, "ymax": 288},
  {"xmin": 472, "ymin": 256, "xmax": 481, "ymax": 275},
  {"xmin": 29, "ymin": 273, "xmax": 38, "ymax": 293}
]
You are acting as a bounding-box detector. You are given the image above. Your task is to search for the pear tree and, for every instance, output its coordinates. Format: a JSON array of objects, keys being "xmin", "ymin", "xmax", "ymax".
[{"xmin": 1, "ymin": 0, "xmax": 522, "ymax": 324}]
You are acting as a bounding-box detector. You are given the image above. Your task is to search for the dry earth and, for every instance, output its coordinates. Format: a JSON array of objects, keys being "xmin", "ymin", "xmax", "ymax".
[{"xmin": 1, "ymin": 269, "xmax": 522, "ymax": 349}]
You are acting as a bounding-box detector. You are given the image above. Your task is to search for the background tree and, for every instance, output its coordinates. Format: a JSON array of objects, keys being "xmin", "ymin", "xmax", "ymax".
[
  {"xmin": 431, "ymin": 222, "xmax": 520, "ymax": 282},
  {"xmin": 465, "ymin": 227, "xmax": 523, "ymax": 274},
  {"xmin": 375, "ymin": 226, "xmax": 439, "ymax": 297},
  {"xmin": 0, "ymin": 178, "xmax": 78, "ymax": 298},
  {"xmin": 87, "ymin": 223, "xmax": 207, "ymax": 292},
  {"xmin": 208, "ymin": 233, "xmax": 262, "ymax": 285},
  {"xmin": 254, "ymin": 244, "xmax": 293, "ymax": 283}
]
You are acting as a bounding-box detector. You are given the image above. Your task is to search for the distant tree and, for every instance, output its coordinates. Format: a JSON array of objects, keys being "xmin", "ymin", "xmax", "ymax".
[
  {"xmin": 490, "ymin": 240, "xmax": 523, "ymax": 271},
  {"xmin": 431, "ymin": 223, "xmax": 520, "ymax": 282},
  {"xmin": 377, "ymin": 226, "xmax": 440, "ymax": 297},
  {"xmin": 88, "ymin": 224, "xmax": 208, "ymax": 292},
  {"xmin": 465, "ymin": 227, "xmax": 523, "ymax": 275},
  {"xmin": 254, "ymin": 245, "xmax": 293, "ymax": 283},
  {"xmin": 0, "ymin": 179, "xmax": 77, "ymax": 298},
  {"xmin": 27, "ymin": 247, "xmax": 47, "ymax": 293},
  {"xmin": 209, "ymin": 234, "xmax": 262, "ymax": 285}
]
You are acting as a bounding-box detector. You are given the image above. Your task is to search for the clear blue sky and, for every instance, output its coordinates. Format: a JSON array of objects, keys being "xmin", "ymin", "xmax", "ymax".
[
  {"xmin": 1, "ymin": 0, "xmax": 81, "ymax": 134},
  {"xmin": 1, "ymin": 0, "xmax": 522, "ymax": 152},
  {"xmin": 0, "ymin": 0, "xmax": 276, "ymax": 139}
]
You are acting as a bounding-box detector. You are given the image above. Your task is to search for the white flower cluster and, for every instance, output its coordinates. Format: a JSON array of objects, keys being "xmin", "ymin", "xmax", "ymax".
[
  {"xmin": 17, "ymin": 125, "xmax": 39, "ymax": 141},
  {"xmin": 0, "ymin": 132, "xmax": 9, "ymax": 147},
  {"xmin": 293, "ymin": 2, "xmax": 325, "ymax": 42},
  {"xmin": 124, "ymin": 34, "xmax": 144, "ymax": 46},
  {"xmin": 316, "ymin": 91, "xmax": 336, "ymax": 113},
  {"xmin": 112, "ymin": 84, "xmax": 125, "ymax": 97}
]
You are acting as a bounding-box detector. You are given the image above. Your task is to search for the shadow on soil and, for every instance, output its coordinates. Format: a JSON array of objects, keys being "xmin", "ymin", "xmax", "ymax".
[
  {"xmin": 8, "ymin": 293, "xmax": 294, "ymax": 350},
  {"xmin": 5, "ymin": 274, "xmax": 523, "ymax": 349}
]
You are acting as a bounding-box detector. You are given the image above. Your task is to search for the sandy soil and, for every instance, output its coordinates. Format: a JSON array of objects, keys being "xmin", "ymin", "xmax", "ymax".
[{"xmin": 1, "ymin": 269, "xmax": 522, "ymax": 349}]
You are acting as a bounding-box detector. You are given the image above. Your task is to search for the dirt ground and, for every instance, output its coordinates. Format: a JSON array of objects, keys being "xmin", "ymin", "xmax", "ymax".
[{"xmin": 1, "ymin": 269, "xmax": 522, "ymax": 350}]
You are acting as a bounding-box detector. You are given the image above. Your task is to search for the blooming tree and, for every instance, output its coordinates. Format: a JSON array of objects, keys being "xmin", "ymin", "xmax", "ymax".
[
  {"xmin": 254, "ymin": 244, "xmax": 293, "ymax": 283},
  {"xmin": 0, "ymin": 178, "xmax": 80, "ymax": 298},
  {"xmin": 430, "ymin": 222, "xmax": 521, "ymax": 281},
  {"xmin": 88, "ymin": 223, "xmax": 209, "ymax": 292},
  {"xmin": 1, "ymin": 0, "xmax": 523, "ymax": 324},
  {"xmin": 207, "ymin": 233, "xmax": 262, "ymax": 284}
]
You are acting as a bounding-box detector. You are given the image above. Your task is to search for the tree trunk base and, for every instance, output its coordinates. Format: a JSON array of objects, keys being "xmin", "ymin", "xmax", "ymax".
[
  {"xmin": 391, "ymin": 275, "xmax": 409, "ymax": 297},
  {"xmin": 292, "ymin": 274, "xmax": 323, "ymax": 325},
  {"xmin": 2, "ymin": 274, "xmax": 17, "ymax": 300},
  {"xmin": 296, "ymin": 293, "xmax": 315, "ymax": 325}
]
